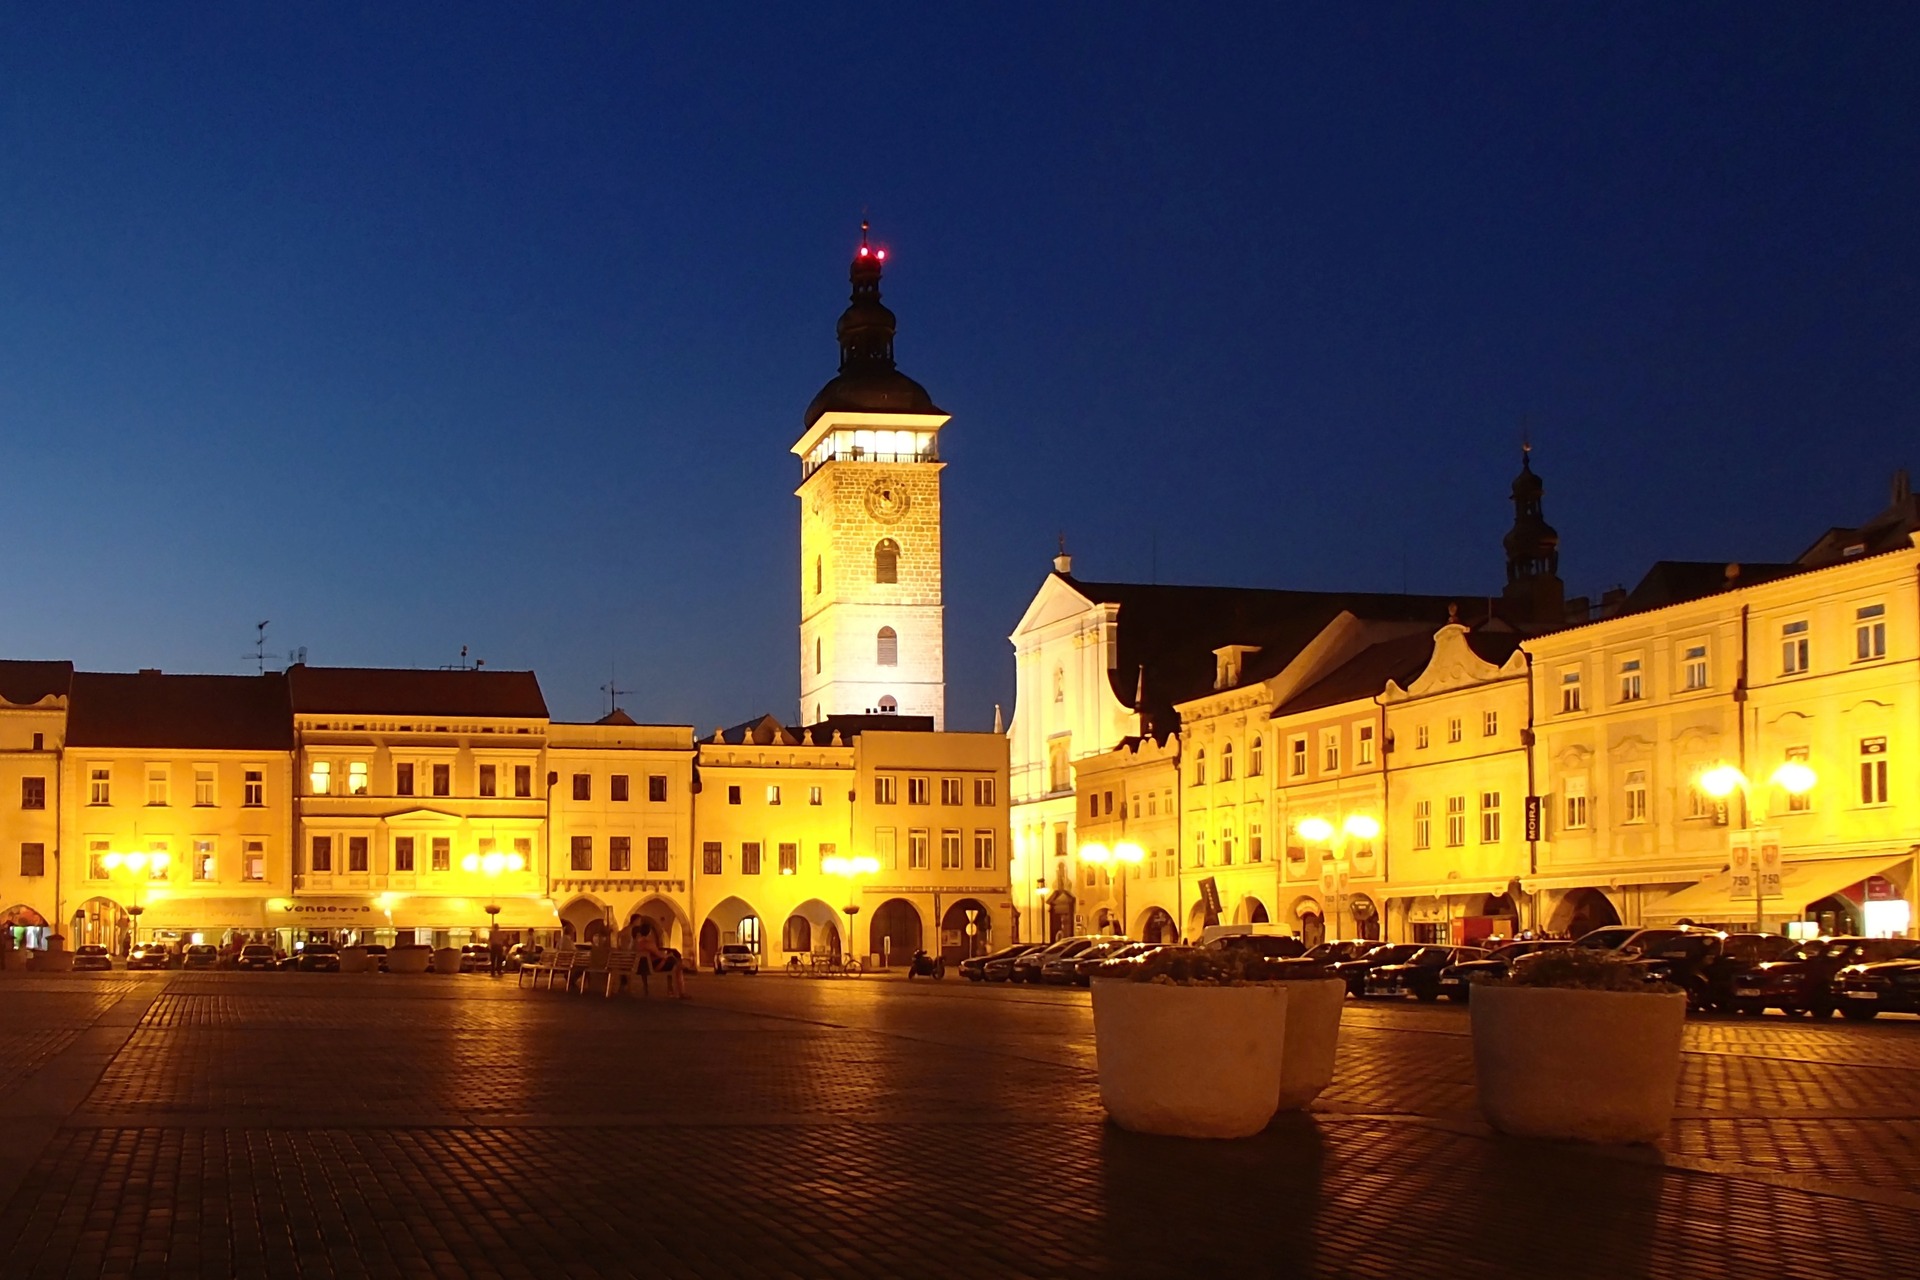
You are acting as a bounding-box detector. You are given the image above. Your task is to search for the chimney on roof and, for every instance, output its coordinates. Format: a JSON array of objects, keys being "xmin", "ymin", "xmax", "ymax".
[
  {"xmin": 1724, "ymin": 563, "xmax": 1741, "ymax": 589},
  {"xmin": 1896, "ymin": 468, "xmax": 1912, "ymax": 505},
  {"xmin": 1600, "ymin": 585, "xmax": 1626, "ymax": 613}
]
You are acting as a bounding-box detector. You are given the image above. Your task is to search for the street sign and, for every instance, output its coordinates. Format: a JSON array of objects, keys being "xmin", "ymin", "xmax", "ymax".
[{"xmin": 1198, "ymin": 876, "xmax": 1223, "ymax": 925}]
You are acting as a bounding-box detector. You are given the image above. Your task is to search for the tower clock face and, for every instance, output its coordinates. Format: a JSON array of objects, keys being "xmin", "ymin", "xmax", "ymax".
[{"xmin": 865, "ymin": 476, "xmax": 911, "ymax": 523}]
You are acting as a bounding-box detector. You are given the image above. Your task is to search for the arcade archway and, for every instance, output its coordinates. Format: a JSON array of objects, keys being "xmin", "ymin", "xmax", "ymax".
[
  {"xmin": 940, "ymin": 898, "xmax": 993, "ymax": 963},
  {"xmin": 869, "ymin": 898, "xmax": 922, "ymax": 968},
  {"xmin": 700, "ymin": 896, "xmax": 763, "ymax": 967}
]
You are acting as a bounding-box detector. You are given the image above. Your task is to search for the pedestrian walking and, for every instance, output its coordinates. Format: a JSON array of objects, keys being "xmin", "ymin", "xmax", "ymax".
[{"xmin": 487, "ymin": 921, "xmax": 505, "ymax": 978}]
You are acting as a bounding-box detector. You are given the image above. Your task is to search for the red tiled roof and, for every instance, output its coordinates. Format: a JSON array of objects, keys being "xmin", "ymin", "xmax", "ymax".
[
  {"xmin": 285, "ymin": 666, "xmax": 548, "ymax": 719},
  {"xmin": 67, "ymin": 672, "xmax": 293, "ymax": 750}
]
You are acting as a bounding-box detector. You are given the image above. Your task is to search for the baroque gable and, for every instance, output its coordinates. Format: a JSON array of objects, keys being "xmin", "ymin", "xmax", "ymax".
[{"xmin": 1382, "ymin": 624, "xmax": 1525, "ymax": 702}]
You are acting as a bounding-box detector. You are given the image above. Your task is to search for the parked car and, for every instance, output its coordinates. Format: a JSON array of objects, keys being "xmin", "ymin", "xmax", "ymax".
[
  {"xmin": 362, "ymin": 943, "xmax": 390, "ymax": 972},
  {"xmin": 72, "ymin": 944, "xmax": 113, "ymax": 972},
  {"xmin": 236, "ymin": 944, "xmax": 278, "ymax": 971},
  {"xmin": 295, "ymin": 943, "xmax": 341, "ymax": 973},
  {"xmin": 1730, "ymin": 937, "xmax": 1919, "ymax": 1017},
  {"xmin": 1438, "ymin": 939, "xmax": 1569, "ymax": 1001},
  {"xmin": 713, "ymin": 943, "xmax": 759, "ymax": 974},
  {"xmin": 1013, "ymin": 937, "xmax": 1099, "ymax": 984},
  {"xmin": 1085, "ymin": 942, "xmax": 1166, "ymax": 981},
  {"xmin": 1327, "ymin": 943, "xmax": 1425, "ymax": 996},
  {"xmin": 1698, "ymin": 933, "xmax": 1801, "ymax": 1010},
  {"xmin": 1303, "ymin": 940, "xmax": 1376, "ymax": 963},
  {"xmin": 182, "ymin": 944, "xmax": 220, "ymax": 970},
  {"xmin": 1616, "ymin": 927, "xmax": 1728, "ymax": 1005},
  {"xmin": 1061, "ymin": 939, "xmax": 1134, "ymax": 986},
  {"xmin": 961, "ymin": 943, "xmax": 1039, "ymax": 982},
  {"xmin": 1205, "ymin": 934, "xmax": 1306, "ymax": 961},
  {"xmin": 1831, "ymin": 945, "xmax": 1920, "ymax": 1020},
  {"xmin": 127, "ymin": 942, "xmax": 174, "ymax": 971},
  {"xmin": 1042, "ymin": 938, "xmax": 1120, "ymax": 984},
  {"xmin": 1571, "ymin": 924, "xmax": 1644, "ymax": 953},
  {"xmin": 1365, "ymin": 946, "xmax": 1488, "ymax": 1001}
]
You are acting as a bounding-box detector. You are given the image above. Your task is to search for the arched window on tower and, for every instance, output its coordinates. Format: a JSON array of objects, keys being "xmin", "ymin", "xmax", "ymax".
[
  {"xmin": 815, "ymin": 637, "xmax": 822, "ymax": 675},
  {"xmin": 815, "ymin": 555, "xmax": 823, "ymax": 595},
  {"xmin": 877, "ymin": 627, "xmax": 898, "ymax": 666},
  {"xmin": 875, "ymin": 540, "xmax": 899, "ymax": 584},
  {"xmin": 878, "ymin": 695, "xmax": 898, "ymax": 713}
]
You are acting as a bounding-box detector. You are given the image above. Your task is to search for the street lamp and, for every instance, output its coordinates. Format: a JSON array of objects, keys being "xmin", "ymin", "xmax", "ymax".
[
  {"xmin": 1078, "ymin": 840, "xmax": 1144, "ymax": 937},
  {"xmin": 1696, "ymin": 759, "xmax": 1817, "ymax": 929},
  {"xmin": 1294, "ymin": 813, "xmax": 1379, "ymax": 941},
  {"xmin": 822, "ymin": 853, "xmax": 879, "ymax": 969},
  {"xmin": 101, "ymin": 850, "xmax": 169, "ymax": 952},
  {"xmin": 462, "ymin": 847, "xmax": 528, "ymax": 974}
]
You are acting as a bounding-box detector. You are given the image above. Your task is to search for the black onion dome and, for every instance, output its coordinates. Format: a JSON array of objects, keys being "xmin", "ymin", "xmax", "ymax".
[{"xmin": 803, "ymin": 227, "xmax": 943, "ymax": 427}]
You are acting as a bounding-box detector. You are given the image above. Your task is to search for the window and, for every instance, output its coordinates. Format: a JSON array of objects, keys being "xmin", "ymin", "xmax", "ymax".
[
  {"xmin": 146, "ymin": 842, "xmax": 170, "ymax": 879},
  {"xmin": 973, "ymin": 777, "xmax": 995, "ymax": 806},
  {"xmin": 21, "ymin": 777, "xmax": 44, "ymax": 810},
  {"xmin": 309, "ymin": 762, "xmax": 331, "ymax": 796},
  {"xmin": 973, "ymin": 830, "xmax": 996, "ymax": 870},
  {"xmin": 1623, "ymin": 771, "xmax": 1648, "ymax": 823},
  {"xmin": 767, "ymin": 784, "xmax": 782, "ymax": 806},
  {"xmin": 1479, "ymin": 792, "xmax": 1501, "ymax": 843},
  {"xmin": 817, "ymin": 842, "xmax": 836, "ymax": 870},
  {"xmin": 941, "ymin": 830, "xmax": 963, "ymax": 870},
  {"xmin": 87, "ymin": 840, "xmax": 110, "ymax": 880},
  {"xmin": 610, "ymin": 774, "xmax": 629, "ymax": 802},
  {"xmin": 1781, "ymin": 620, "xmax": 1809, "ymax": 674},
  {"xmin": 648, "ymin": 775, "xmax": 667, "ymax": 802},
  {"xmin": 396, "ymin": 763, "xmax": 415, "ymax": 796},
  {"xmin": 877, "ymin": 627, "xmax": 898, "ymax": 666},
  {"xmin": 1248, "ymin": 821, "xmax": 1263, "ymax": 862},
  {"xmin": 1103, "ymin": 791, "xmax": 1114, "ymax": 816},
  {"xmin": 1560, "ymin": 670, "xmax": 1582, "ymax": 713},
  {"xmin": 875, "ymin": 776, "xmax": 897, "ymax": 805},
  {"xmin": 1322, "ymin": 730, "xmax": 1340, "ymax": 772},
  {"xmin": 570, "ymin": 836, "xmax": 593, "ymax": 871},
  {"xmin": 908, "ymin": 776, "xmax": 930, "ymax": 805},
  {"xmin": 243, "ymin": 841, "xmax": 265, "ymax": 881},
  {"xmin": 1685, "ymin": 779, "xmax": 1716, "ymax": 820},
  {"xmin": 1220, "ymin": 742, "xmax": 1235, "ymax": 781},
  {"xmin": 814, "ymin": 637, "xmax": 822, "ymax": 675},
  {"xmin": 728, "ymin": 785, "xmax": 742, "ymax": 805},
  {"xmin": 702, "ymin": 842, "xmax": 722, "ymax": 874},
  {"xmin": 809, "ymin": 785, "xmax": 823, "ymax": 806},
  {"xmin": 1193, "ymin": 749, "xmax": 1206, "ymax": 786},
  {"xmin": 348, "ymin": 761, "xmax": 369, "ymax": 796},
  {"xmin": 1618, "ymin": 658, "xmax": 1643, "ymax": 702},
  {"xmin": 572, "ymin": 773, "xmax": 591, "ymax": 801},
  {"xmin": 742, "ymin": 842, "xmax": 762, "ymax": 875},
  {"xmin": 1146, "ymin": 792, "xmax": 1158, "ymax": 817},
  {"xmin": 875, "ymin": 539, "xmax": 899, "ymax": 583},
  {"xmin": 1445, "ymin": 796, "xmax": 1466, "ymax": 847},
  {"xmin": 478, "ymin": 764, "xmax": 496, "ymax": 798},
  {"xmin": 1785, "ymin": 746, "xmax": 1812, "ymax": 813},
  {"xmin": 1415, "ymin": 724, "xmax": 1429, "ymax": 750},
  {"xmin": 941, "ymin": 777, "xmax": 963, "ymax": 805},
  {"xmin": 1357, "ymin": 724, "xmax": 1376, "ymax": 765},
  {"xmin": 310, "ymin": 836, "xmax": 333, "ymax": 873},
  {"xmin": 1860, "ymin": 737, "xmax": 1889, "ymax": 805},
  {"xmin": 432, "ymin": 764, "xmax": 450, "ymax": 797},
  {"xmin": 515, "ymin": 765, "xmax": 532, "ymax": 798},
  {"xmin": 1682, "ymin": 645, "xmax": 1709, "ymax": 691},
  {"xmin": 1482, "ymin": 712, "xmax": 1497, "ymax": 738},
  {"xmin": 609, "ymin": 837, "xmax": 632, "ymax": 873},
  {"xmin": 1287, "ymin": 737, "xmax": 1306, "ymax": 776},
  {"xmin": 21, "ymin": 843, "xmax": 45, "ymax": 877},
  {"xmin": 1413, "ymin": 800, "xmax": 1431, "ymax": 849},
  {"xmin": 432, "ymin": 837, "xmax": 451, "ymax": 872},
  {"xmin": 1249, "ymin": 737, "xmax": 1264, "ymax": 776},
  {"xmin": 89, "ymin": 766, "xmax": 110, "ymax": 805},
  {"xmin": 1856, "ymin": 604, "xmax": 1887, "ymax": 661},
  {"xmin": 1563, "ymin": 777, "xmax": 1588, "ymax": 830},
  {"xmin": 515, "ymin": 837, "xmax": 532, "ymax": 866},
  {"xmin": 348, "ymin": 836, "xmax": 369, "ymax": 873},
  {"xmin": 778, "ymin": 842, "xmax": 798, "ymax": 875},
  {"xmin": 1447, "ymin": 718, "xmax": 1462, "ymax": 744},
  {"xmin": 814, "ymin": 555, "xmax": 822, "ymax": 595},
  {"xmin": 908, "ymin": 829, "xmax": 929, "ymax": 870},
  {"xmin": 394, "ymin": 837, "xmax": 415, "ymax": 872},
  {"xmin": 244, "ymin": 769, "xmax": 264, "ymax": 806},
  {"xmin": 874, "ymin": 827, "xmax": 897, "ymax": 869},
  {"xmin": 194, "ymin": 767, "xmax": 215, "ymax": 806},
  {"xmin": 646, "ymin": 837, "xmax": 668, "ymax": 872},
  {"xmin": 1219, "ymin": 826, "xmax": 1234, "ymax": 865},
  {"xmin": 147, "ymin": 766, "xmax": 168, "ymax": 806}
]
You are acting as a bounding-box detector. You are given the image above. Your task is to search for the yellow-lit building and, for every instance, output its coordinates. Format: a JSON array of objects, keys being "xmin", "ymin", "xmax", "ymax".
[{"xmin": 0, "ymin": 662, "xmax": 73, "ymax": 950}]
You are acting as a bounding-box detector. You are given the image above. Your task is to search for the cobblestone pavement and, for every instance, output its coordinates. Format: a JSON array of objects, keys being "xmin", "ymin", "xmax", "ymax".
[{"xmin": 0, "ymin": 971, "xmax": 1916, "ymax": 1278}]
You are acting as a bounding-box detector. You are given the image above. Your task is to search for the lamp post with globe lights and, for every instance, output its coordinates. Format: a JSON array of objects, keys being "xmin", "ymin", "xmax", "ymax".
[
  {"xmin": 1696, "ymin": 759, "xmax": 1817, "ymax": 930},
  {"xmin": 1077, "ymin": 840, "xmax": 1145, "ymax": 937},
  {"xmin": 101, "ymin": 849, "xmax": 170, "ymax": 954},
  {"xmin": 461, "ymin": 846, "xmax": 529, "ymax": 974},
  {"xmin": 1294, "ymin": 813, "xmax": 1380, "ymax": 942},
  {"xmin": 822, "ymin": 852, "xmax": 879, "ymax": 973}
]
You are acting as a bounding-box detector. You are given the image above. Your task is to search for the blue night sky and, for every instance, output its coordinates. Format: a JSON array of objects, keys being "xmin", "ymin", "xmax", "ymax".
[{"xmin": 1, "ymin": 4, "xmax": 1916, "ymax": 729}]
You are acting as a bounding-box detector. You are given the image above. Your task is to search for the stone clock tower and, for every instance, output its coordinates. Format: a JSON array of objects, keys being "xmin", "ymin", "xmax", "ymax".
[{"xmin": 793, "ymin": 227, "xmax": 947, "ymax": 729}]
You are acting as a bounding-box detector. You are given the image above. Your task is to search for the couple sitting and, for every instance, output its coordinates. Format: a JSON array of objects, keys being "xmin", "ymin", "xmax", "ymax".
[{"xmin": 626, "ymin": 918, "xmax": 687, "ymax": 999}]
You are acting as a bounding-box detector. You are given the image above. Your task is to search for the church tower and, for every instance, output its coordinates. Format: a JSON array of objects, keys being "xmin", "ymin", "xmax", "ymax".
[
  {"xmin": 793, "ymin": 227, "xmax": 948, "ymax": 728},
  {"xmin": 1501, "ymin": 445, "xmax": 1565, "ymax": 628}
]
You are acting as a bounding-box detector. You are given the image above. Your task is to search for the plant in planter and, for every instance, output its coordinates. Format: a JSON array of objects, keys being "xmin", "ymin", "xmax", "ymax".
[
  {"xmin": 1092, "ymin": 947, "xmax": 1289, "ymax": 1139},
  {"xmin": 1471, "ymin": 947, "xmax": 1686, "ymax": 1144}
]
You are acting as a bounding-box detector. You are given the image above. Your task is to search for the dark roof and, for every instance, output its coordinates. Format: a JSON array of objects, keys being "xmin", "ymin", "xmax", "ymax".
[
  {"xmin": 595, "ymin": 709, "xmax": 639, "ymax": 727},
  {"xmin": 805, "ymin": 367, "xmax": 942, "ymax": 427},
  {"xmin": 1062, "ymin": 576, "xmax": 1486, "ymax": 729},
  {"xmin": 1275, "ymin": 634, "xmax": 1435, "ymax": 717},
  {"xmin": 0, "ymin": 659, "xmax": 72, "ymax": 706},
  {"xmin": 803, "ymin": 238, "xmax": 943, "ymax": 427},
  {"xmin": 285, "ymin": 666, "xmax": 548, "ymax": 719},
  {"xmin": 1618, "ymin": 561, "xmax": 1795, "ymax": 615},
  {"xmin": 67, "ymin": 672, "xmax": 293, "ymax": 750},
  {"xmin": 712, "ymin": 711, "xmax": 934, "ymax": 747}
]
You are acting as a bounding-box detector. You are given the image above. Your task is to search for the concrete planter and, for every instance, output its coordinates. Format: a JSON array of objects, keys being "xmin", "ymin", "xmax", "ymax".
[
  {"xmin": 430, "ymin": 948, "xmax": 463, "ymax": 975},
  {"xmin": 387, "ymin": 947, "xmax": 431, "ymax": 974},
  {"xmin": 1092, "ymin": 980, "xmax": 1287, "ymax": 1138},
  {"xmin": 2, "ymin": 948, "xmax": 33, "ymax": 972},
  {"xmin": 32, "ymin": 947, "xmax": 73, "ymax": 973},
  {"xmin": 1471, "ymin": 984, "xmax": 1687, "ymax": 1144},
  {"xmin": 1276, "ymin": 978, "xmax": 1347, "ymax": 1111},
  {"xmin": 338, "ymin": 947, "xmax": 372, "ymax": 974}
]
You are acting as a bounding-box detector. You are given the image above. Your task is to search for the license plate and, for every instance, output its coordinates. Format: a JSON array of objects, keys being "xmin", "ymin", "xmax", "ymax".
[
  {"xmin": 1845, "ymin": 990, "xmax": 1877, "ymax": 1000},
  {"xmin": 1734, "ymin": 988, "xmax": 1760, "ymax": 997}
]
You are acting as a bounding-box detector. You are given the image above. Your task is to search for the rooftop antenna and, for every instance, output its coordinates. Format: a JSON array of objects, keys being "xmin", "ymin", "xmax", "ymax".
[
  {"xmin": 441, "ymin": 645, "xmax": 483, "ymax": 672},
  {"xmin": 245, "ymin": 621, "xmax": 269, "ymax": 674},
  {"xmin": 602, "ymin": 662, "xmax": 635, "ymax": 716}
]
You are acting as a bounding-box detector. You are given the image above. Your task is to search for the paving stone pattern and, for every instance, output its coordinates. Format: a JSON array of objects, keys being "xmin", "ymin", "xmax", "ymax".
[{"xmin": 0, "ymin": 971, "xmax": 1916, "ymax": 1278}]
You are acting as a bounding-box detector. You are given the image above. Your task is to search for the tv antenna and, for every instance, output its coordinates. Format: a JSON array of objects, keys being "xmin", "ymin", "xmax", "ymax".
[
  {"xmin": 602, "ymin": 662, "xmax": 635, "ymax": 716},
  {"xmin": 245, "ymin": 621, "xmax": 269, "ymax": 674},
  {"xmin": 440, "ymin": 645, "xmax": 484, "ymax": 671}
]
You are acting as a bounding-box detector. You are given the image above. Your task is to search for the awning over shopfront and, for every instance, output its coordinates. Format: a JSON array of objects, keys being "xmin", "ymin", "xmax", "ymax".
[
  {"xmin": 385, "ymin": 897, "xmax": 559, "ymax": 931},
  {"xmin": 1388, "ymin": 880, "xmax": 1512, "ymax": 901},
  {"xmin": 138, "ymin": 896, "xmax": 268, "ymax": 931},
  {"xmin": 267, "ymin": 897, "xmax": 387, "ymax": 930},
  {"xmin": 1643, "ymin": 853, "xmax": 1912, "ymax": 922}
]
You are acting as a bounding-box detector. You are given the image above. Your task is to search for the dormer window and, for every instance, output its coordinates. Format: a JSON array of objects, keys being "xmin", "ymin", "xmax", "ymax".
[{"xmin": 1213, "ymin": 644, "xmax": 1262, "ymax": 690}]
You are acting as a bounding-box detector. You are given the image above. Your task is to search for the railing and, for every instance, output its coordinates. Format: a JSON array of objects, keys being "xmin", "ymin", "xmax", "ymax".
[{"xmin": 801, "ymin": 445, "xmax": 939, "ymax": 480}]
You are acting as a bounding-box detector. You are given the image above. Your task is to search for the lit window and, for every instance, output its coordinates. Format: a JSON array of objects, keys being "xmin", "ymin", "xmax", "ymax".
[
  {"xmin": 1413, "ymin": 800, "xmax": 1431, "ymax": 849},
  {"xmin": 1623, "ymin": 770, "xmax": 1648, "ymax": 823},
  {"xmin": 1357, "ymin": 725, "xmax": 1375, "ymax": 765},
  {"xmin": 1682, "ymin": 645, "xmax": 1708, "ymax": 691},
  {"xmin": 1786, "ymin": 746, "xmax": 1812, "ymax": 812},
  {"xmin": 348, "ymin": 761, "xmax": 369, "ymax": 796},
  {"xmin": 243, "ymin": 840, "xmax": 265, "ymax": 881},
  {"xmin": 192, "ymin": 839, "xmax": 215, "ymax": 881},
  {"xmin": 1563, "ymin": 777, "xmax": 1588, "ymax": 830},
  {"xmin": 1781, "ymin": 620, "xmax": 1809, "ymax": 675},
  {"xmin": 810, "ymin": 785, "xmax": 824, "ymax": 806},
  {"xmin": 1860, "ymin": 737, "xmax": 1889, "ymax": 805},
  {"xmin": 1479, "ymin": 792, "xmax": 1501, "ymax": 843},
  {"xmin": 767, "ymin": 784, "xmax": 781, "ymax": 805},
  {"xmin": 1445, "ymin": 796, "xmax": 1466, "ymax": 847},
  {"xmin": 877, "ymin": 627, "xmax": 898, "ymax": 666},
  {"xmin": 1618, "ymin": 658, "xmax": 1643, "ymax": 702},
  {"xmin": 309, "ymin": 761, "xmax": 331, "ymax": 796},
  {"xmin": 1560, "ymin": 670, "xmax": 1582, "ymax": 713},
  {"xmin": 1856, "ymin": 604, "xmax": 1887, "ymax": 661}
]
